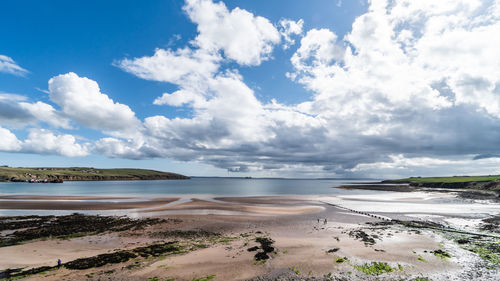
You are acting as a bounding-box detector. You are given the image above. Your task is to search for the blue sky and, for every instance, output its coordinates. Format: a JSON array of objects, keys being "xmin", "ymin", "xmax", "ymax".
[
  {"xmin": 1, "ymin": 0, "xmax": 364, "ymax": 116},
  {"xmin": 1, "ymin": 0, "xmax": 500, "ymax": 178}
]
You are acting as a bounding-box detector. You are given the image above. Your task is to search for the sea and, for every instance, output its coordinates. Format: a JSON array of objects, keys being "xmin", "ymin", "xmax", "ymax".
[
  {"xmin": 1, "ymin": 178, "xmax": 499, "ymax": 220},
  {"xmin": 0, "ymin": 177, "xmax": 378, "ymax": 197}
]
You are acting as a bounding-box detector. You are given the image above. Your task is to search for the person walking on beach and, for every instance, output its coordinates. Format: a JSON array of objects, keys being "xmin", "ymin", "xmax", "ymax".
[
  {"xmin": 324, "ymin": 218, "xmax": 327, "ymax": 224},
  {"xmin": 57, "ymin": 259, "xmax": 61, "ymax": 268}
]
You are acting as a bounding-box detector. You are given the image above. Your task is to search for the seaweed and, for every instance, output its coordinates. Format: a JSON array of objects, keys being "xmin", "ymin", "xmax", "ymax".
[
  {"xmin": 335, "ymin": 257, "xmax": 348, "ymax": 264},
  {"xmin": 352, "ymin": 262, "xmax": 395, "ymax": 275},
  {"xmin": 349, "ymin": 230, "xmax": 376, "ymax": 246},
  {"xmin": 64, "ymin": 241, "xmax": 181, "ymax": 270},
  {"xmin": 0, "ymin": 213, "xmax": 166, "ymax": 247},
  {"xmin": 247, "ymin": 246, "xmax": 259, "ymax": 252},
  {"xmin": 0, "ymin": 266, "xmax": 55, "ymax": 279},
  {"xmin": 190, "ymin": 275, "xmax": 215, "ymax": 281},
  {"xmin": 151, "ymin": 230, "xmax": 219, "ymax": 240},
  {"xmin": 327, "ymin": 248, "xmax": 340, "ymax": 253},
  {"xmin": 250, "ymin": 237, "xmax": 275, "ymax": 261},
  {"xmin": 433, "ymin": 249, "xmax": 451, "ymax": 259}
]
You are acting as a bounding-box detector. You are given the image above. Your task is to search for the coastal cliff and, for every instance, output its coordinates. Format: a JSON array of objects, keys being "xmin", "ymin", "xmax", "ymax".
[{"xmin": 0, "ymin": 167, "xmax": 189, "ymax": 182}]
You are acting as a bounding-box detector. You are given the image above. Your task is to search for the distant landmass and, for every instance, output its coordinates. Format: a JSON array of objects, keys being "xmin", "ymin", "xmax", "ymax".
[
  {"xmin": 0, "ymin": 166, "xmax": 189, "ymax": 183},
  {"xmin": 383, "ymin": 175, "xmax": 500, "ymax": 191},
  {"xmin": 337, "ymin": 175, "xmax": 500, "ymax": 202}
]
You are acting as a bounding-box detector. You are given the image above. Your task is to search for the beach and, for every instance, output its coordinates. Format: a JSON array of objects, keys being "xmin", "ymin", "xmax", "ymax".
[{"xmin": 1, "ymin": 189, "xmax": 499, "ymax": 280}]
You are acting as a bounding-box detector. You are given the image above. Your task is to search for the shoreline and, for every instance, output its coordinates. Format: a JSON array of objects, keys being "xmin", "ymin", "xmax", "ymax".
[
  {"xmin": 0, "ymin": 196, "xmax": 179, "ymax": 210},
  {"xmin": 337, "ymin": 183, "xmax": 500, "ymax": 202},
  {"xmin": 0, "ymin": 193, "xmax": 499, "ymax": 280},
  {"xmin": 1, "ymin": 190, "xmax": 499, "ymax": 216}
]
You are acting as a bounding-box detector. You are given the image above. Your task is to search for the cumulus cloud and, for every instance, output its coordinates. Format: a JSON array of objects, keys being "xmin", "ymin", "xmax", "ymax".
[
  {"xmin": 0, "ymin": 55, "xmax": 28, "ymax": 76},
  {"xmin": 288, "ymin": 28, "xmax": 345, "ymax": 81},
  {"xmin": 116, "ymin": 48, "xmax": 220, "ymax": 84},
  {"xmin": 0, "ymin": 127, "xmax": 88, "ymax": 157},
  {"xmin": 48, "ymin": 72, "xmax": 141, "ymax": 133},
  {"xmin": 349, "ymin": 154, "xmax": 500, "ymax": 179},
  {"xmin": 184, "ymin": 0, "xmax": 281, "ymax": 66},
  {"xmin": 0, "ymin": 127, "xmax": 22, "ymax": 151},
  {"xmin": 18, "ymin": 102, "xmax": 72, "ymax": 129},
  {"xmin": 108, "ymin": 0, "xmax": 500, "ymax": 177},
  {"xmin": 279, "ymin": 19, "xmax": 304, "ymax": 49},
  {"xmin": 284, "ymin": 0, "xmax": 500, "ymax": 175},
  {"xmin": 0, "ymin": 93, "xmax": 71, "ymax": 129},
  {"xmin": 118, "ymin": 0, "xmax": 281, "ymax": 88},
  {"xmin": 21, "ymin": 129, "xmax": 89, "ymax": 157},
  {"xmin": 94, "ymin": 137, "xmax": 146, "ymax": 159}
]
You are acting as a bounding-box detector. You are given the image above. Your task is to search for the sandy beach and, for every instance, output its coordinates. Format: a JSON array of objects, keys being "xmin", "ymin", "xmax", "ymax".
[
  {"xmin": 0, "ymin": 196, "xmax": 179, "ymax": 210},
  {"xmin": 1, "ymin": 191, "xmax": 499, "ymax": 280}
]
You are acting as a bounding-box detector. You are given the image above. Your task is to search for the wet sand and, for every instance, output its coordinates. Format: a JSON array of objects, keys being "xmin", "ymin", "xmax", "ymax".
[
  {"xmin": 0, "ymin": 196, "xmax": 179, "ymax": 210},
  {"xmin": 140, "ymin": 198, "xmax": 324, "ymax": 215},
  {"xmin": 1, "ymin": 192, "xmax": 499, "ymax": 280},
  {"xmin": 0, "ymin": 195, "xmax": 135, "ymax": 200}
]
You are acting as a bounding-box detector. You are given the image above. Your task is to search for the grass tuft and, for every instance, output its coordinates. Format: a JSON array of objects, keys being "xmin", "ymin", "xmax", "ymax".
[{"xmin": 352, "ymin": 262, "xmax": 395, "ymax": 275}]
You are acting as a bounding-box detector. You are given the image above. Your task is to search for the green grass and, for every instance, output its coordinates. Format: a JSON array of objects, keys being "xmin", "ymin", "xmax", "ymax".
[
  {"xmin": 335, "ymin": 257, "xmax": 347, "ymax": 264},
  {"xmin": 445, "ymin": 234, "xmax": 500, "ymax": 266},
  {"xmin": 0, "ymin": 166, "xmax": 187, "ymax": 181},
  {"xmin": 190, "ymin": 275, "xmax": 215, "ymax": 281},
  {"xmin": 352, "ymin": 262, "xmax": 396, "ymax": 275},
  {"xmin": 466, "ymin": 242, "xmax": 500, "ymax": 265},
  {"xmin": 211, "ymin": 236, "xmax": 237, "ymax": 243},
  {"xmin": 417, "ymin": 255, "xmax": 427, "ymax": 262},
  {"xmin": 390, "ymin": 175, "xmax": 500, "ymax": 183},
  {"xmin": 289, "ymin": 266, "xmax": 300, "ymax": 275}
]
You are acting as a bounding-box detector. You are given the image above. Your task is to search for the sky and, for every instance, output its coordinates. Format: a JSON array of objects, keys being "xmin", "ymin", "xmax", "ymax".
[{"xmin": 1, "ymin": 0, "xmax": 500, "ymax": 178}]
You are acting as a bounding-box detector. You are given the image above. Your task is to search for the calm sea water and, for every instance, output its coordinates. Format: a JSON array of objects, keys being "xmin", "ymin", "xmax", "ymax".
[{"xmin": 0, "ymin": 177, "xmax": 378, "ymax": 197}]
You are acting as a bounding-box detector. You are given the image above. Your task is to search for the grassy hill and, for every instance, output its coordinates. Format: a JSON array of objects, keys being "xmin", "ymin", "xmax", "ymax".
[
  {"xmin": 384, "ymin": 175, "xmax": 500, "ymax": 192},
  {"xmin": 0, "ymin": 166, "xmax": 189, "ymax": 182},
  {"xmin": 387, "ymin": 175, "xmax": 500, "ymax": 184}
]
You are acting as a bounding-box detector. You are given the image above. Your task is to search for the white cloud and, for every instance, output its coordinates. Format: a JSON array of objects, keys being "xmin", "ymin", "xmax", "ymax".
[
  {"xmin": 289, "ymin": 28, "xmax": 345, "ymax": 81},
  {"xmin": 35, "ymin": 87, "xmax": 50, "ymax": 94},
  {"xmin": 0, "ymin": 93, "xmax": 27, "ymax": 102},
  {"xmin": 279, "ymin": 19, "xmax": 304, "ymax": 49},
  {"xmin": 0, "ymin": 55, "xmax": 28, "ymax": 76},
  {"xmin": 0, "ymin": 127, "xmax": 88, "ymax": 157},
  {"xmin": 349, "ymin": 154, "xmax": 500, "ymax": 179},
  {"xmin": 21, "ymin": 129, "xmax": 89, "ymax": 157},
  {"xmin": 184, "ymin": 0, "xmax": 280, "ymax": 66},
  {"xmin": 18, "ymin": 101, "xmax": 72, "ymax": 129},
  {"xmin": 94, "ymin": 137, "xmax": 146, "ymax": 159},
  {"xmin": 0, "ymin": 93, "xmax": 71, "ymax": 129},
  {"xmin": 118, "ymin": 0, "xmax": 282, "ymax": 86},
  {"xmin": 0, "ymin": 127, "xmax": 22, "ymax": 151},
  {"xmin": 48, "ymin": 72, "xmax": 140, "ymax": 133},
  {"xmin": 109, "ymin": 0, "xmax": 500, "ymax": 177},
  {"xmin": 116, "ymin": 48, "xmax": 220, "ymax": 84}
]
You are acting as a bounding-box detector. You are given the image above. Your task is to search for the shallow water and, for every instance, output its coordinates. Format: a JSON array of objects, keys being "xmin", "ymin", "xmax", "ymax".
[{"xmin": 0, "ymin": 177, "xmax": 378, "ymax": 197}]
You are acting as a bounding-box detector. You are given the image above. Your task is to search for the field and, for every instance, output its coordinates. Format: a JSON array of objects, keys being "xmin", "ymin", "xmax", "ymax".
[
  {"xmin": 387, "ymin": 175, "xmax": 500, "ymax": 183},
  {"xmin": 0, "ymin": 167, "xmax": 189, "ymax": 182}
]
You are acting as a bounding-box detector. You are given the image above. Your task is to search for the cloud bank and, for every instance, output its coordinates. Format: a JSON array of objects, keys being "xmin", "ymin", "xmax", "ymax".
[
  {"xmin": 111, "ymin": 0, "xmax": 500, "ymax": 177},
  {"xmin": 2, "ymin": 0, "xmax": 500, "ymax": 178}
]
